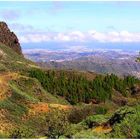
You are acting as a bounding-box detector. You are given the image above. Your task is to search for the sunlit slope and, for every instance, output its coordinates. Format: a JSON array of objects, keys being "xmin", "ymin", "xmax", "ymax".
[
  {"xmin": 0, "ymin": 43, "xmax": 70, "ymax": 136},
  {"xmin": 0, "ymin": 43, "xmax": 39, "ymax": 72}
]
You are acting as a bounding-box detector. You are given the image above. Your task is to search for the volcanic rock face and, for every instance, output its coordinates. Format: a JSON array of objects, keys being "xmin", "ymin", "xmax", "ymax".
[{"xmin": 0, "ymin": 22, "xmax": 22, "ymax": 55}]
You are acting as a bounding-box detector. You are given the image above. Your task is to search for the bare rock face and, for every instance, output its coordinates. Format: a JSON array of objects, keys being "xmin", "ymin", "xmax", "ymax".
[{"xmin": 0, "ymin": 22, "xmax": 22, "ymax": 55}]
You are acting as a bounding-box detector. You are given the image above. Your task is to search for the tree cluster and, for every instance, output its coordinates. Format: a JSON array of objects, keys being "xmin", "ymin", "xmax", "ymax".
[{"xmin": 29, "ymin": 69, "xmax": 140, "ymax": 104}]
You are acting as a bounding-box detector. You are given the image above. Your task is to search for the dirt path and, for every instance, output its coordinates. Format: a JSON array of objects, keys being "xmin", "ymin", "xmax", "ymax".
[
  {"xmin": 0, "ymin": 72, "xmax": 18, "ymax": 100},
  {"xmin": 0, "ymin": 72, "xmax": 19, "ymax": 133},
  {"xmin": 28, "ymin": 103, "xmax": 72, "ymax": 115},
  {"xmin": 49, "ymin": 103, "xmax": 72, "ymax": 110}
]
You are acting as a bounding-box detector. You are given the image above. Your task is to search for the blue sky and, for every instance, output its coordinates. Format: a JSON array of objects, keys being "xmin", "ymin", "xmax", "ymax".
[
  {"xmin": 0, "ymin": 1, "xmax": 140, "ymax": 51},
  {"xmin": 1, "ymin": 1, "xmax": 140, "ymax": 32}
]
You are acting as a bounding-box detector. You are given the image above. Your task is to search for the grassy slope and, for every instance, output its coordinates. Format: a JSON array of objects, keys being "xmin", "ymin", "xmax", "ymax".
[
  {"xmin": 0, "ymin": 43, "xmax": 70, "ymax": 136},
  {"xmin": 0, "ymin": 43, "xmax": 140, "ymax": 138},
  {"xmin": 0, "ymin": 43, "xmax": 39, "ymax": 72}
]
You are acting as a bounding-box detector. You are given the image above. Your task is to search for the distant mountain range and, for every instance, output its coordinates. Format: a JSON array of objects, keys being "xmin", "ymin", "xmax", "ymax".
[{"xmin": 24, "ymin": 49, "xmax": 140, "ymax": 78}]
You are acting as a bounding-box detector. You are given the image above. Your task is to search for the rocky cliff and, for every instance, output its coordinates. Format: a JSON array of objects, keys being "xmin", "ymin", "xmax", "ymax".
[{"xmin": 0, "ymin": 21, "xmax": 22, "ymax": 55}]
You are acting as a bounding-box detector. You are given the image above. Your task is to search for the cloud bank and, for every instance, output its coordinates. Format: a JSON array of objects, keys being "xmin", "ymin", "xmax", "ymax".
[{"xmin": 19, "ymin": 30, "xmax": 140, "ymax": 43}]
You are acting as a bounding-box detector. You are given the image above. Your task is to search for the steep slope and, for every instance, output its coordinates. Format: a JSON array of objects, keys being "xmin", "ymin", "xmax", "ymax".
[
  {"xmin": 0, "ymin": 22, "xmax": 22, "ymax": 55},
  {"xmin": 0, "ymin": 43, "xmax": 39, "ymax": 72},
  {"xmin": 0, "ymin": 56, "xmax": 70, "ymax": 137},
  {"xmin": 0, "ymin": 43, "xmax": 73, "ymax": 130}
]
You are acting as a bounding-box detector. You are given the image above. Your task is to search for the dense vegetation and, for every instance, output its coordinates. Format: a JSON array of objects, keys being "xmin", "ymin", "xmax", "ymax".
[
  {"xmin": 106, "ymin": 105, "xmax": 140, "ymax": 138},
  {"xmin": 69, "ymin": 105, "xmax": 140, "ymax": 139},
  {"xmin": 8, "ymin": 104, "xmax": 140, "ymax": 139},
  {"xmin": 29, "ymin": 69, "xmax": 140, "ymax": 105}
]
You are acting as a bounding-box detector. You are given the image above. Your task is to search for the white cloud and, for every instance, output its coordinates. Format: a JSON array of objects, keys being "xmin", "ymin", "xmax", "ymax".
[
  {"xmin": 54, "ymin": 33, "xmax": 71, "ymax": 41},
  {"xmin": 90, "ymin": 32, "xmax": 107, "ymax": 42},
  {"xmin": 69, "ymin": 31, "xmax": 85, "ymax": 41},
  {"xmin": 18, "ymin": 30, "xmax": 140, "ymax": 43},
  {"xmin": 108, "ymin": 31, "xmax": 119, "ymax": 36}
]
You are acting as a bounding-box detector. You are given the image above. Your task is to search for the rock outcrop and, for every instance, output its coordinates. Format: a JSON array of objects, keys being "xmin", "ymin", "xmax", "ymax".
[{"xmin": 0, "ymin": 22, "xmax": 22, "ymax": 55}]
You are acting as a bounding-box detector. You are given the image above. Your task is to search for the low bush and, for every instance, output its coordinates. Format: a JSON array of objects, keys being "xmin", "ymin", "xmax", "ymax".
[
  {"xmin": 0, "ymin": 99, "xmax": 27, "ymax": 117},
  {"xmin": 73, "ymin": 130, "xmax": 98, "ymax": 139},
  {"xmin": 68, "ymin": 105, "xmax": 95, "ymax": 124},
  {"xmin": 106, "ymin": 105, "xmax": 140, "ymax": 138},
  {"xmin": 9, "ymin": 126, "xmax": 35, "ymax": 139},
  {"xmin": 44, "ymin": 109, "xmax": 69, "ymax": 138},
  {"xmin": 83, "ymin": 114, "xmax": 110, "ymax": 129},
  {"xmin": 95, "ymin": 106, "xmax": 108, "ymax": 114}
]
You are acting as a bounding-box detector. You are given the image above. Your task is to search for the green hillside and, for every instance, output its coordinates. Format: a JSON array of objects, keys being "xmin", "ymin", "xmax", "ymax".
[
  {"xmin": 0, "ymin": 43, "xmax": 38, "ymax": 72},
  {"xmin": 0, "ymin": 43, "xmax": 70, "ymax": 137},
  {"xmin": 0, "ymin": 42, "xmax": 140, "ymax": 138}
]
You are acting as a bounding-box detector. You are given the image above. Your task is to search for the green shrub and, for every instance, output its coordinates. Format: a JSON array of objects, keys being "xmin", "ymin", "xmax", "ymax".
[
  {"xmin": 95, "ymin": 106, "xmax": 107, "ymax": 114},
  {"xmin": 106, "ymin": 105, "xmax": 140, "ymax": 138},
  {"xmin": 68, "ymin": 105, "xmax": 95, "ymax": 124},
  {"xmin": 64, "ymin": 123, "xmax": 85, "ymax": 138},
  {"xmin": 73, "ymin": 130, "xmax": 98, "ymax": 139},
  {"xmin": 44, "ymin": 109, "xmax": 69, "ymax": 138},
  {"xmin": 0, "ymin": 99, "xmax": 27, "ymax": 117},
  {"xmin": 9, "ymin": 82, "xmax": 38, "ymax": 102},
  {"xmin": 0, "ymin": 133, "xmax": 9, "ymax": 138},
  {"xmin": 0, "ymin": 63, "xmax": 7, "ymax": 71},
  {"xmin": 83, "ymin": 114, "xmax": 110, "ymax": 129},
  {"xmin": 9, "ymin": 126, "xmax": 35, "ymax": 138}
]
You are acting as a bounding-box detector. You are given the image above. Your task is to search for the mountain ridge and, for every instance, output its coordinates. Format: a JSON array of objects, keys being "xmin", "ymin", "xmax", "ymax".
[{"xmin": 27, "ymin": 50, "xmax": 140, "ymax": 78}]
